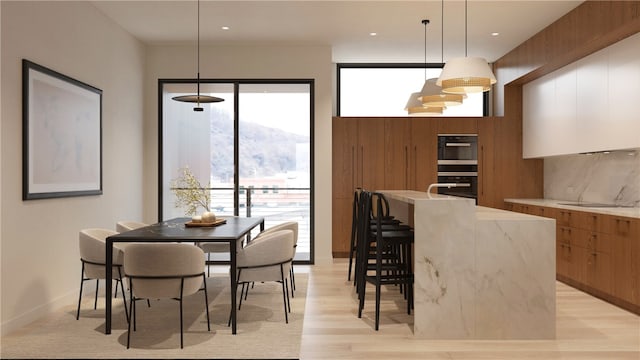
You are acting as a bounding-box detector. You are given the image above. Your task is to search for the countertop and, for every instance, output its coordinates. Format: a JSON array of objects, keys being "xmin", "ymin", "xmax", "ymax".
[{"xmin": 504, "ymin": 198, "xmax": 640, "ymax": 219}]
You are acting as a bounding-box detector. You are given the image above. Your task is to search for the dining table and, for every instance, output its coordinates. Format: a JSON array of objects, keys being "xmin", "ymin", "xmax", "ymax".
[{"xmin": 104, "ymin": 216, "xmax": 265, "ymax": 335}]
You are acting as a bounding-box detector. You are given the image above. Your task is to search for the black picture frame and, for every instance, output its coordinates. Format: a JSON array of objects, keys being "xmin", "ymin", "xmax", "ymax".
[{"xmin": 22, "ymin": 59, "xmax": 103, "ymax": 200}]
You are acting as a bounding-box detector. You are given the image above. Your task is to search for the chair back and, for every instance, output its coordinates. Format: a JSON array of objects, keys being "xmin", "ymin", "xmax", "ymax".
[
  {"xmin": 116, "ymin": 221, "xmax": 148, "ymax": 233},
  {"xmin": 258, "ymin": 221, "xmax": 298, "ymax": 245},
  {"xmin": 79, "ymin": 228, "xmax": 124, "ymax": 279},
  {"xmin": 124, "ymin": 243, "xmax": 205, "ymax": 299}
]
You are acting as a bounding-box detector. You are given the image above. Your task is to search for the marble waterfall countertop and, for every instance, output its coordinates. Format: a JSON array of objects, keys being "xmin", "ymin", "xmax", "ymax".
[
  {"xmin": 379, "ymin": 190, "xmax": 556, "ymax": 340},
  {"xmin": 504, "ymin": 198, "xmax": 640, "ymax": 219}
]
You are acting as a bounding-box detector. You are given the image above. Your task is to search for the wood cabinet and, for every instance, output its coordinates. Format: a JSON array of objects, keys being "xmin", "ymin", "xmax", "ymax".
[
  {"xmin": 331, "ymin": 117, "xmax": 385, "ymax": 257},
  {"xmin": 331, "ymin": 116, "xmax": 543, "ymax": 258},
  {"xmin": 477, "ymin": 118, "xmax": 495, "ymax": 207},
  {"xmin": 505, "ymin": 201, "xmax": 639, "ymax": 314}
]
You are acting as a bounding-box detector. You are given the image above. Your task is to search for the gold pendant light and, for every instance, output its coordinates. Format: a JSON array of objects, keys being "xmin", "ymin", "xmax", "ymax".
[
  {"xmin": 405, "ymin": 91, "xmax": 445, "ymax": 116},
  {"xmin": 172, "ymin": 0, "xmax": 224, "ymax": 111},
  {"xmin": 436, "ymin": 0, "xmax": 496, "ymax": 94}
]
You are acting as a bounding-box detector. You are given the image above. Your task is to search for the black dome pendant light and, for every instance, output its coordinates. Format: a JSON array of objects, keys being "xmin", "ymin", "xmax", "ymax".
[{"xmin": 172, "ymin": 0, "xmax": 224, "ymax": 111}]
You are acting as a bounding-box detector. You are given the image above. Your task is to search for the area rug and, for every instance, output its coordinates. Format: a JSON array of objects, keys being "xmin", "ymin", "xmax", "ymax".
[{"xmin": 1, "ymin": 274, "xmax": 307, "ymax": 359}]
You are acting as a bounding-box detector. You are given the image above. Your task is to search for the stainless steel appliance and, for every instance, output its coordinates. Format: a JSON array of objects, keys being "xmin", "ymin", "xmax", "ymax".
[{"xmin": 437, "ymin": 134, "xmax": 478, "ymax": 201}]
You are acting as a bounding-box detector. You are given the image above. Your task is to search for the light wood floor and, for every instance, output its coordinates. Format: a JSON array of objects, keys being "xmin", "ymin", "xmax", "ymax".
[{"xmin": 299, "ymin": 259, "xmax": 640, "ymax": 360}]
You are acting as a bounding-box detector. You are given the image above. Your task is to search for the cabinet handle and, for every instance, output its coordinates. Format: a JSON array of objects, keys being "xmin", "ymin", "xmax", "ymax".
[
  {"xmin": 351, "ymin": 146, "xmax": 355, "ymax": 190},
  {"xmin": 404, "ymin": 146, "xmax": 409, "ymax": 189},
  {"xmin": 414, "ymin": 145, "xmax": 417, "ymax": 190},
  {"xmin": 480, "ymin": 145, "xmax": 484, "ymax": 196},
  {"xmin": 360, "ymin": 145, "xmax": 364, "ymax": 187}
]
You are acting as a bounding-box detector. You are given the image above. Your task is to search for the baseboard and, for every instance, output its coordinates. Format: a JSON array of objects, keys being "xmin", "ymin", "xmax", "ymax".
[{"xmin": 1, "ymin": 288, "xmax": 82, "ymax": 336}]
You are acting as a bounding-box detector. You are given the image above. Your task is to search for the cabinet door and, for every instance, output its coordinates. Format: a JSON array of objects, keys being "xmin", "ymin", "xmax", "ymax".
[
  {"xmin": 584, "ymin": 250, "xmax": 612, "ymax": 294},
  {"xmin": 437, "ymin": 117, "xmax": 478, "ymax": 134},
  {"xmin": 478, "ymin": 117, "xmax": 495, "ymax": 207},
  {"xmin": 611, "ymin": 216, "xmax": 639, "ymax": 304},
  {"xmin": 332, "ymin": 117, "xmax": 358, "ymax": 199},
  {"xmin": 357, "ymin": 118, "xmax": 386, "ymax": 191},
  {"xmin": 384, "ymin": 118, "xmax": 411, "ymax": 190},
  {"xmin": 331, "ymin": 197, "xmax": 354, "ymax": 257},
  {"xmin": 556, "ymin": 241, "xmax": 569, "ymax": 278},
  {"xmin": 410, "ymin": 118, "xmax": 438, "ymax": 191}
]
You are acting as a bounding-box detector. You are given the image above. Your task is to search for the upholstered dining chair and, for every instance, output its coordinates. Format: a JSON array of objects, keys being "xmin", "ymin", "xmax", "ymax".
[
  {"xmin": 124, "ymin": 243, "xmax": 210, "ymax": 349},
  {"xmin": 76, "ymin": 228, "xmax": 128, "ymax": 321},
  {"xmin": 115, "ymin": 220, "xmax": 152, "ymax": 309},
  {"xmin": 231, "ymin": 229, "xmax": 295, "ymax": 324},
  {"xmin": 116, "ymin": 220, "xmax": 148, "ymax": 233},
  {"xmin": 255, "ymin": 221, "xmax": 299, "ymax": 296}
]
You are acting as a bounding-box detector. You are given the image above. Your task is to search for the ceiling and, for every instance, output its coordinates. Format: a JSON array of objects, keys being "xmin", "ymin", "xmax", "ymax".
[{"xmin": 91, "ymin": 0, "xmax": 583, "ymax": 63}]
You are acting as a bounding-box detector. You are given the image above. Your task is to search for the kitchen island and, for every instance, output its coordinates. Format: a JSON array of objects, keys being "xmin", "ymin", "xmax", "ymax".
[{"xmin": 380, "ymin": 190, "xmax": 556, "ymax": 340}]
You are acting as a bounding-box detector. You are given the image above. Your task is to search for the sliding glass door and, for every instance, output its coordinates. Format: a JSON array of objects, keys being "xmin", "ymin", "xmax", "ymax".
[{"xmin": 160, "ymin": 80, "xmax": 314, "ymax": 263}]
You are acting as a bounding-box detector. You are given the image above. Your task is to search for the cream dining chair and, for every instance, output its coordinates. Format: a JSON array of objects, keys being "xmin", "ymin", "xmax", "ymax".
[
  {"xmin": 231, "ymin": 229, "xmax": 295, "ymax": 324},
  {"xmin": 76, "ymin": 228, "xmax": 128, "ymax": 321},
  {"xmin": 124, "ymin": 243, "xmax": 210, "ymax": 349},
  {"xmin": 254, "ymin": 221, "xmax": 299, "ymax": 297}
]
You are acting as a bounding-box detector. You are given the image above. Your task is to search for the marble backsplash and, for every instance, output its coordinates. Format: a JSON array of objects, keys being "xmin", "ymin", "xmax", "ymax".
[{"xmin": 544, "ymin": 149, "xmax": 640, "ymax": 207}]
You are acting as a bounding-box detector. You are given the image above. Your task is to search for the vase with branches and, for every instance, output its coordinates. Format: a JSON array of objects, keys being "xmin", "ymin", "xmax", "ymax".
[{"xmin": 170, "ymin": 166, "xmax": 211, "ymax": 216}]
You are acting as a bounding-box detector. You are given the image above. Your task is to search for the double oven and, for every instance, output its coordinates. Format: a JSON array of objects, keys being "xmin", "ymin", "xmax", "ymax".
[{"xmin": 437, "ymin": 134, "xmax": 478, "ymax": 202}]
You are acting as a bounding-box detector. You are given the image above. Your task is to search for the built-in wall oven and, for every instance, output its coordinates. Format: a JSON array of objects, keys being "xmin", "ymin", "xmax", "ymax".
[{"xmin": 437, "ymin": 134, "xmax": 478, "ymax": 201}]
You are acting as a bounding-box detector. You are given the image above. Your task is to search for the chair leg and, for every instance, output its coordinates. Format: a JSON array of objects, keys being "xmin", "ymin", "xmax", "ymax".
[
  {"xmin": 127, "ymin": 282, "xmax": 134, "ymax": 349},
  {"xmin": 280, "ymin": 265, "xmax": 289, "ymax": 324},
  {"xmin": 202, "ymin": 274, "xmax": 210, "ymax": 331},
  {"xmin": 116, "ymin": 267, "xmax": 129, "ymax": 322},
  {"xmin": 207, "ymin": 253, "xmax": 211, "ymax": 277},
  {"xmin": 375, "ymin": 282, "xmax": 381, "ymax": 331},
  {"xmin": 290, "ymin": 266, "xmax": 296, "ymax": 298},
  {"xmin": 179, "ymin": 279, "xmax": 184, "ymax": 349},
  {"xmin": 94, "ymin": 279, "xmax": 99, "ymax": 310},
  {"xmin": 238, "ymin": 282, "xmax": 246, "ymax": 310},
  {"xmin": 285, "ymin": 279, "xmax": 291, "ymax": 313},
  {"xmin": 76, "ymin": 263, "xmax": 85, "ymax": 320}
]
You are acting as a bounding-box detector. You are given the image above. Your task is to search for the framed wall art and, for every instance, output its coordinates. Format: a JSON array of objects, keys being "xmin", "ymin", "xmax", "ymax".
[{"xmin": 22, "ymin": 59, "xmax": 103, "ymax": 200}]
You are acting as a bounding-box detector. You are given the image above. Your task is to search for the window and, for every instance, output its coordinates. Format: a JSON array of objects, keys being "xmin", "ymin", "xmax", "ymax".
[
  {"xmin": 337, "ymin": 64, "xmax": 487, "ymax": 117},
  {"xmin": 159, "ymin": 80, "xmax": 314, "ymax": 263}
]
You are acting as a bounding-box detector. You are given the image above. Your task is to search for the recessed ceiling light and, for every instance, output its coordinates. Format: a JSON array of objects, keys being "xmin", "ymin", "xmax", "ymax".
[
  {"xmin": 491, "ymin": 32, "xmax": 499, "ymax": 36},
  {"xmin": 369, "ymin": 32, "xmax": 377, "ymax": 36},
  {"xmin": 221, "ymin": 26, "xmax": 230, "ymax": 30}
]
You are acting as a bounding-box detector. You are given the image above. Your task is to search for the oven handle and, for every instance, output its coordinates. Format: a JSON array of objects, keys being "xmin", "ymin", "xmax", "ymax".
[
  {"xmin": 438, "ymin": 160, "xmax": 477, "ymax": 165},
  {"xmin": 438, "ymin": 172, "xmax": 478, "ymax": 176},
  {"xmin": 445, "ymin": 142, "xmax": 471, "ymax": 147}
]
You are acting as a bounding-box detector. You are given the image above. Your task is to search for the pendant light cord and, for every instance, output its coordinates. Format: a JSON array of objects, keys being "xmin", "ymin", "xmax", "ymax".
[
  {"xmin": 423, "ymin": 19, "xmax": 428, "ymax": 80},
  {"xmin": 465, "ymin": 0, "xmax": 468, "ymax": 57},
  {"xmin": 441, "ymin": 0, "xmax": 444, "ymax": 64},
  {"xmin": 196, "ymin": 0, "xmax": 201, "ymax": 101}
]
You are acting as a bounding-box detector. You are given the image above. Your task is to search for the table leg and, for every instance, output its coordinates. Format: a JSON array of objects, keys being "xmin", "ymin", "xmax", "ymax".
[
  {"xmin": 105, "ymin": 238, "xmax": 113, "ymax": 335},
  {"xmin": 230, "ymin": 239, "xmax": 237, "ymax": 334}
]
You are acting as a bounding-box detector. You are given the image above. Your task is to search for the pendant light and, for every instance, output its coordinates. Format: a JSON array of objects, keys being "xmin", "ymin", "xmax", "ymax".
[
  {"xmin": 172, "ymin": 0, "xmax": 224, "ymax": 111},
  {"xmin": 405, "ymin": 91, "xmax": 445, "ymax": 116},
  {"xmin": 436, "ymin": 0, "xmax": 496, "ymax": 94},
  {"xmin": 417, "ymin": 18, "xmax": 463, "ymax": 108},
  {"xmin": 405, "ymin": 19, "xmax": 446, "ymax": 116}
]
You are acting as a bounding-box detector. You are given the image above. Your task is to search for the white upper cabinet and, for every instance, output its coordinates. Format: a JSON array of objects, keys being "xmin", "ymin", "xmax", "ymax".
[{"xmin": 523, "ymin": 32, "xmax": 640, "ymax": 158}]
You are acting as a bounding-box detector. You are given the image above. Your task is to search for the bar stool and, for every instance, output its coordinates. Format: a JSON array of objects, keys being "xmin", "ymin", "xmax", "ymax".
[{"xmin": 355, "ymin": 191, "xmax": 414, "ymax": 330}]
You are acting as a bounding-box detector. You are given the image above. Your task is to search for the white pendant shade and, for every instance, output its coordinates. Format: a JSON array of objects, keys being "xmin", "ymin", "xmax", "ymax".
[
  {"xmin": 436, "ymin": 57, "xmax": 497, "ymax": 94},
  {"xmin": 405, "ymin": 92, "xmax": 444, "ymax": 116},
  {"xmin": 418, "ymin": 78, "xmax": 464, "ymax": 107}
]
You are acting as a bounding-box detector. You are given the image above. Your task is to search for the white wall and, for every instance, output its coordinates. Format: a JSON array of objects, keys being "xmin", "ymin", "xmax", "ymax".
[
  {"xmin": 0, "ymin": 1, "xmax": 146, "ymax": 334},
  {"xmin": 143, "ymin": 44, "xmax": 334, "ymax": 265}
]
